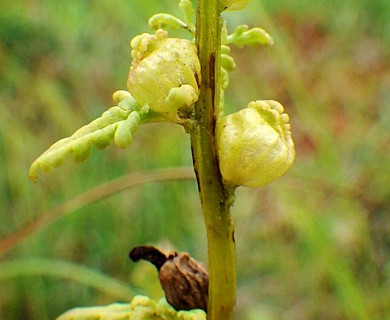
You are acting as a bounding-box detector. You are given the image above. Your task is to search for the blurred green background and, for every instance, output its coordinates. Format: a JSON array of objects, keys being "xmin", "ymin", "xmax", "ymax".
[{"xmin": 1, "ymin": 0, "xmax": 390, "ymax": 319}]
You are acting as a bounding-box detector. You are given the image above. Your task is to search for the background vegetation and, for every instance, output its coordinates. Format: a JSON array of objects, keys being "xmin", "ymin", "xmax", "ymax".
[{"xmin": 1, "ymin": 0, "xmax": 390, "ymax": 319}]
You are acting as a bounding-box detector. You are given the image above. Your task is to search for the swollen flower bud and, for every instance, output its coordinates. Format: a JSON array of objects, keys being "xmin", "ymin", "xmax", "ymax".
[
  {"xmin": 217, "ymin": 100, "xmax": 295, "ymax": 188},
  {"xmin": 127, "ymin": 29, "xmax": 201, "ymax": 121}
]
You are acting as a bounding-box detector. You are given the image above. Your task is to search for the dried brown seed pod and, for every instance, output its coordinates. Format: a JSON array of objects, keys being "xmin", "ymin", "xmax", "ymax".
[
  {"xmin": 129, "ymin": 246, "xmax": 209, "ymax": 312},
  {"xmin": 129, "ymin": 245, "xmax": 168, "ymax": 270}
]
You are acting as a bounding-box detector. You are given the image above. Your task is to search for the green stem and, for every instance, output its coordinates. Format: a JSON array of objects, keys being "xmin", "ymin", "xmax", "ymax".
[{"xmin": 191, "ymin": 1, "xmax": 236, "ymax": 319}]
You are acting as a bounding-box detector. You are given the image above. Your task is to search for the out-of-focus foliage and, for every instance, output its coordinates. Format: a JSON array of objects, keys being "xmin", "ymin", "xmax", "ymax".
[{"xmin": 0, "ymin": 0, "xmax": 389, "ymax": 319}]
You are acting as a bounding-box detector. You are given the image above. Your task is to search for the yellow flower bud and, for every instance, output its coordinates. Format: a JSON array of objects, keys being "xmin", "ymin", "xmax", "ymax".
[
  {"xmin": 127, "ymin": 29, "xmax": 201, "ymax": 121},
  {"xmin": 217, "ymin": 100, "xmax": 295, "ymax": 188}
]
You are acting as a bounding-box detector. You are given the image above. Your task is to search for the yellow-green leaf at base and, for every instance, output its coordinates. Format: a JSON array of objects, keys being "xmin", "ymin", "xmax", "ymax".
[{"xmin": 56, "ymin": 296, "xmax": 207, "ymax": 320}]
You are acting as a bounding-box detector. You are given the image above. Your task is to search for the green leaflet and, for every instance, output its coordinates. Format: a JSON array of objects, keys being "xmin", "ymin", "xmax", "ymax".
[
  {"xmin": 114, "ymin": 112, "xmax": 141, "ymax": 148},
  {"xmin": 226, "ymin": 25, "xmax": 273, "ymax": 48},
  {"xmin": 148, "ymin": 0, "xmax": 195, "ymax": 34},
  {"xmin": 29, "ymin": 98, "xmax": 142, "ymax": 182},
  {"xmin": 56, "ymin": 296, "xmax": 207, "ymax": 320},
  {"xmin": 149, "ymin": 14, "xmax": 188, "ymax": 31}
]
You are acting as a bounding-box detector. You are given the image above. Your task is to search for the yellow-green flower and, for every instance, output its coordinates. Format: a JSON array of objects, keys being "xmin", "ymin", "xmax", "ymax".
[
  {"xmin": 127, "ymin": 29, "xmax": 201, "ymax": 122},
  {"xmin": 217, "ymin": 100, "xmax": 295, "ymax": 188}
]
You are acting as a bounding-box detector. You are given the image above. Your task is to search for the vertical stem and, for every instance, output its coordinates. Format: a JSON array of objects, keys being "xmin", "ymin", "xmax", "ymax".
[{"xmin": 191, "ymin": 1, "xmax": 236, "ymax": 319}]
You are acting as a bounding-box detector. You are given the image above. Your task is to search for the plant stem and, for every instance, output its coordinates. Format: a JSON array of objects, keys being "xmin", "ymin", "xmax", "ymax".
[{"xmin": 191, "ymin": 1, "xmax": 236, "ymax": 319}]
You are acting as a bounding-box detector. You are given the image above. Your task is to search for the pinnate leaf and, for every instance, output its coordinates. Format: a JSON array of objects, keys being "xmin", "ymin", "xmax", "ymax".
[{"xmin": 29, "ymin": 105, "xmax": 141, "ymax": 182}]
